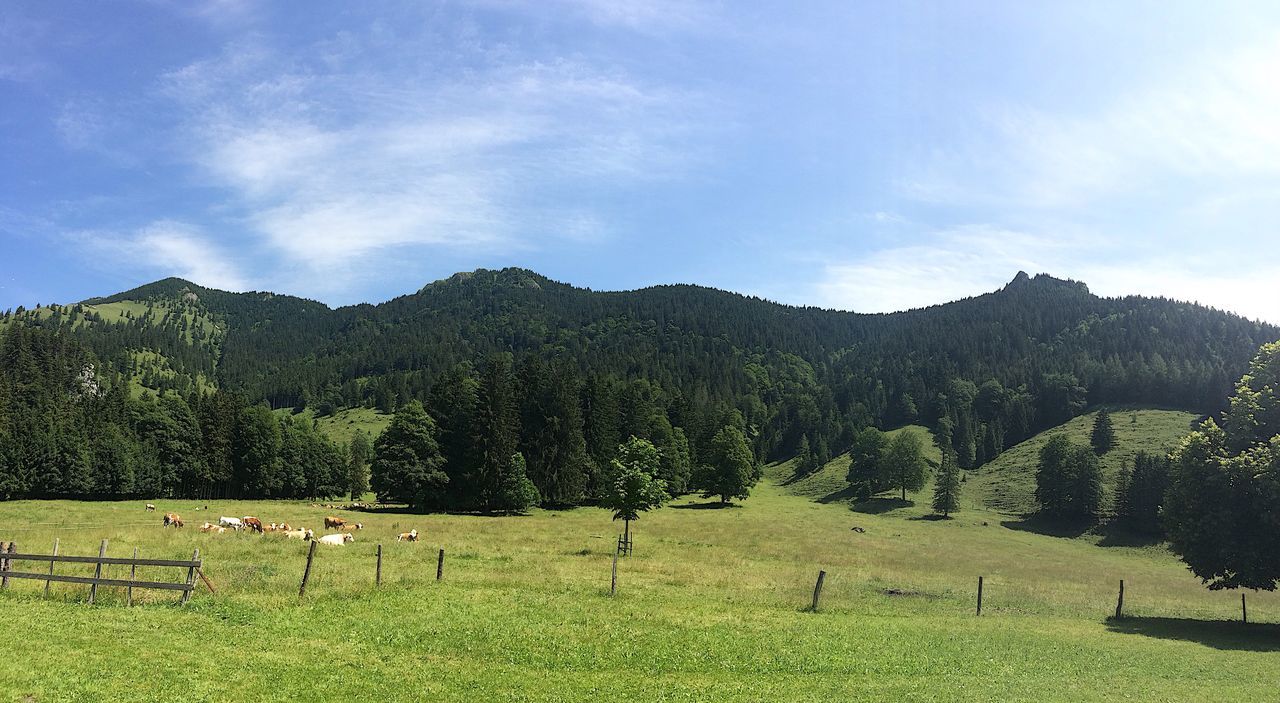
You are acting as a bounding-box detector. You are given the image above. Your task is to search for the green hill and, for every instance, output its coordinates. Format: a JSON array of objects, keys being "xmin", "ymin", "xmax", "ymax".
[{"xmin": 967, "ymin": 408, "xmax": 1200, "ymax": 515}]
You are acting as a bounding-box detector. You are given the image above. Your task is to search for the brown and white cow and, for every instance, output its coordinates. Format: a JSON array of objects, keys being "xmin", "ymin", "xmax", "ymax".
[
  {"xmin": 396, "ymin": 529, "xmax": 418, "ymax": 542},
  {"xmin": 163, "ymin": 512, "xmax": 183, "ymax": 528},
  {"xmin": 338, "ymin": 522, "xmax": 363, "ymax": 532},
  {"xmin": 242, "ymin": 516, "xmax": 264, "ymax": 534},
  {"xmin": 199, "ymin": 522, "xmax": 226, "ymax": 534},
  {"xmin": 323, "ymin": 516, "xmax": 346, "ymax": 529}
]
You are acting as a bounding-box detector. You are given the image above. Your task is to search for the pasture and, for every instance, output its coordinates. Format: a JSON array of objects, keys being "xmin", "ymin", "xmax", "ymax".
[{"xmin": 2, "ymin": 476, "xmax": 1279, "ymax": 702}]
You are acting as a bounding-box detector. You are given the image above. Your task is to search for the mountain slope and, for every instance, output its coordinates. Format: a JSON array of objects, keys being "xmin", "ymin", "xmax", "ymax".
[{"xmin": 1, "ymin": 268, "xmax": 1274, "ymax": 476}]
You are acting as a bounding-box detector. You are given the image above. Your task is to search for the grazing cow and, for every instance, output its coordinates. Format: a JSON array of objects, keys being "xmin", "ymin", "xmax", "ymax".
[
  {"xmin": 338, "ymin": 522, "xmax": 364, "ymax": 532},
  {"xmin": 219, "ymin": 516, "xmax": 243, "ymax": 530},
  {"xmin": 324, "ymin": 516, "xmax": 346, "ymax": 529},
  {"xmin": 163, "ymin": 512, "xmax": 183, "ymax": 528},
  {"xmin": 242, "ymin": 516, "xmax": 264, "ymax": 534},
  {"xmin": 284, "ymin": 528, "xmax": 314, "ymax": 541},
  {"xmin": 317, "ymin": 533, "xmax": 354, "ymax": 546},
  {"xmin": 396, "ymin": 529, "xmax": 418, "ymax": 542},
  {"xmin": 145, "ymin": 503, "xmax": 156, "ymax": 512}
]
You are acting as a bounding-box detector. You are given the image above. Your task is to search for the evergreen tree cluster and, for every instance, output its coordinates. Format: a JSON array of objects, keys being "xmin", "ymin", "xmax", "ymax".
[{"xmin": 0, "ymin": 325, "xmax": 351, "ymax": 500}]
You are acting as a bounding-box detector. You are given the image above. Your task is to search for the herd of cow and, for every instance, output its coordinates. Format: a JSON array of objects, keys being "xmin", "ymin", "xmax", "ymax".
[{"xmin": 145, "ymin": 503, "xmax": 420, "ymax": 545}]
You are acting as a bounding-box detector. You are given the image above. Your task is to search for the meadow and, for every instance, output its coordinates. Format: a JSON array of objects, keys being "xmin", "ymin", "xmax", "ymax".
[{"xmin": 3, "ymin": 456, "xmax": 1278, "ymax": 702}]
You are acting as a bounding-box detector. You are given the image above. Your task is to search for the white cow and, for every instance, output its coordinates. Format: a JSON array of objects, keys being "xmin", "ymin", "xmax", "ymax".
[
  {"xmin": 218, "ymin": 516, "xmax": 244, "ymax": 530},
  {"xmin": 317, "ymin": 533, "xmax": 354, "ymax": 546}
]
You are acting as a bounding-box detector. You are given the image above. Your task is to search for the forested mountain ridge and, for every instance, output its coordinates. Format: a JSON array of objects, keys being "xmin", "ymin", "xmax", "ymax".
[{"xmin": 0, "ymin": 268, "xmax": 1274, "ymax": 503}]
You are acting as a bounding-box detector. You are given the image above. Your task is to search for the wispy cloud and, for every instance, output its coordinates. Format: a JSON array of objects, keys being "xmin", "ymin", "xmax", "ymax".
[
  {"xmin": 75, "ymin": 221, "xmax": 248, "ymax": 292},
  {"xmin": 902, "ymin": 37, "xmax": 1280, "ymax": 209},
  {"xmin": 156, "ymin": 34, "xmax": 706, "ymax": 286}
]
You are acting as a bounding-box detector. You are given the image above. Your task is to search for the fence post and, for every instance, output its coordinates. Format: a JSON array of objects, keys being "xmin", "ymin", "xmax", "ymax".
[
  {"xmin": 45, "ymin": 538, "xmax": 58, "ymax": 598},
  {"xmin": 181, "ymin": 549, "xmax": 199, "ymax": 605},
  {"xmin": 128, "ymin": 547, "xmax": 139, "ymax": 607},
  {"xmin": 299, "ymin": 540, "xmax": 318, "ymax": 599},
  {"xmin": 1115, "ymin": 580, "xmax": 1124, "ymax": 620},
  {"xmin": 810, "ymin": 570, "xmax": 827, "ymax": 612},
  {"xmin": 976, "ymin": 576, "xmax": 984, "ymax": 616},
  {"xmin": 1, "ymin": 541, "xmax": 14, "ymax": 589},
  {"xmin": 610, "ymin": 547, "xmax": 618, "ymax": 596},
  {"xmin": 1242, "ymin": 592, "xmax": 1248, "ymax": 625},
  {"xmin": 376, "ymin": 544, "xmax": 383, "ymax": 587},
  {"xmin": 436, "ymin": 548, "xmax": 445, "ymax": 581},
  {"xmin": 88, "ymin": 540, "xmax": 108, "ymax": 604}
]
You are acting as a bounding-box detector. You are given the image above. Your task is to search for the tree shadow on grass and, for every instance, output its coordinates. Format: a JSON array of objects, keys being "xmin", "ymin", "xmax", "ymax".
[
  {"xmin": 670, "ymin": 500, "xmax": 739, "ymax": 510},
  {"xmin": 1105, "ymin": 616, "xmax": 1280, "ymax": 652},
  {"xmin": 1000, "ymin": 514, "xmax": 1092, "ymax": 538},
  {"xmin": 818, "ymin": 485, "xmax": 859, "ymax": 504},
  {"xmin": 1095, "ymin": 522, "xmax": 1165, "ymax": 548},
  {"xmin": 850, "ymin": 497, "xmax": 913, "ymax": 514},
  {"xmin": 909, "ymin": 514, "xmax": 951, "ymax": 521}
]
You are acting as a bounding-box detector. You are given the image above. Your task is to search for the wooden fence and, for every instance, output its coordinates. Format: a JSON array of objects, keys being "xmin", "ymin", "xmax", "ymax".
[{"xmin": 0, "ymin": 539, "xmax": 203, "ymax": 605}]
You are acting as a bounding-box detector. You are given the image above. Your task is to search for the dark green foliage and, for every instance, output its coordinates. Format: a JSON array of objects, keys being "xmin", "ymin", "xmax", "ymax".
[
  {"xmin": 1115, "ymin": 451, "xmax": 1169, "ymax": 533},
  {"xmin": 695, "ymin": 425, "xmax": 757, "ymax": 504},
  {"xmin": 1091, "ymin": 409, "xmax": 1116, "ymax": 454},
  {"xmin": 1, "ymin": 269, "xmax": 1277, "ymax": 506},
  {"xmin": 493, "ymin": 453, "xmax": 540, "ymax": 514},
  {"xmin": 1166, "ymin": 341, "xmax": 1280, "ymax": 590},
  {"xmin": 932, "ymin": 446, "xmax": 961, "ymax": 517},
  {"xmin": 1034, "ymin": 435, "xmax": 1103, "ymax": 520},
  {"xmin": 347, "ymin": 430, "xmax": 372, "ymax": 500},
  {"xmin": 884, "ymin": 430, "xmax": 929, "ymax": 501},
  {"xmin": 846, "ymin": 427, "xmax": 889, "ymax": 501},
  {"xmin": 370, "ymin": 400, "xmax": 447, "ymax": 510}
]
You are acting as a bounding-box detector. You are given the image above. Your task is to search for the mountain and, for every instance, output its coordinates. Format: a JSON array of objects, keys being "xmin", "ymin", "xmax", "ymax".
[{"xmin": 0, "ymin": 268, "xmax": 1275, "ymax": 502}]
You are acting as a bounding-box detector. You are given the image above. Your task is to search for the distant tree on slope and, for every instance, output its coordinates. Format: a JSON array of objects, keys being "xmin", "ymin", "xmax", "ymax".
[
  {"xmin": 846, "ymin": 427, "xmax": 889, "ymax": 501},
  {"xmin": 1090, "ymin": 409, "xmax": 1116, "ymax": 455},
  {"xmin": 1035, "ymin": 435, "xmax": 1102, "ymax": 520},
  {"xmin": 932, "ymin": 446, "xmax": 961, "ymax": 517},
  {"xmin": 884, "ymin": 430, "xmax": 929, "ymax": 502}
]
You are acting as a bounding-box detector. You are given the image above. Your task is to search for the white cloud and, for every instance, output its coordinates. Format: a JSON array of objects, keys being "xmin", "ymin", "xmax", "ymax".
[
  {"xmin": 75, "ymin": 222, "xmax": 248, "ymax": 292},
  {"xmin": 158, "ymin": 40, "xmax": 703, "ymax": 279}
]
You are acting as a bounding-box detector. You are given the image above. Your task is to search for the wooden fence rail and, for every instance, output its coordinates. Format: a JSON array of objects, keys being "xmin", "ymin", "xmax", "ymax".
[{"xmin": 0, "ymin": 540, "xmax": 202, "ymax": 605}]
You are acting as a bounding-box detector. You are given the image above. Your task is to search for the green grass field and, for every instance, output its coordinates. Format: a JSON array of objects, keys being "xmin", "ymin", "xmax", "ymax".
[{"xmin": 3, "ymin": 454, "xmax": 1278, "ymax": 702}]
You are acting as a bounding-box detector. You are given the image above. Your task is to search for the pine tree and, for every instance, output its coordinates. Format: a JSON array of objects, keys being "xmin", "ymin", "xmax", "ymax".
[
  {"xmin": 347, "ymin": 430, "xmax": 372, "ymax": 501},
  {"xmin": 796, "ymin": 434, "xmax": 813, "ymax": 474},
  {"xmin": 474, "ymin": 354, "xmax": 521, "ymax": 510},
  {"xmin": 1090, "ymin": 408, "xmax": 1116, "ymax": 455},
  {"xmin": 932, "ymin": 446, "xmax": 961, "ymax": 517}
]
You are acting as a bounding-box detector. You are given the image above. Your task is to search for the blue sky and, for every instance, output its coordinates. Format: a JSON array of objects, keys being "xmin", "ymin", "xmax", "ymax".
[{"xmin": 4, "ymin": 1, "xmax": 1280, "ymax": 322}]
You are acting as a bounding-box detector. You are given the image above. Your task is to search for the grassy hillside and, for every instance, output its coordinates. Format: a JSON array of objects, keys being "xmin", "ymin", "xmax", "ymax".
[
  {"xmin": 968, "ymin": 408, "xmax": 1200, "ymax": 516},
  {"xmin": 280, "ymin": 406, "xmax": 394, "ymax": 446},
  {"xmin": 1, "ymin": 477, "xmax": 1276, "ymax": 701},
  {"xmin": 769, "ymin": 425, "xmax": 941, "ymax": 503}
]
